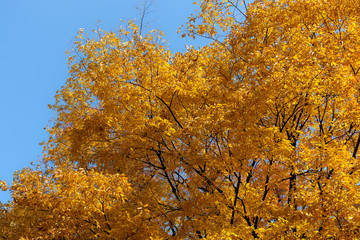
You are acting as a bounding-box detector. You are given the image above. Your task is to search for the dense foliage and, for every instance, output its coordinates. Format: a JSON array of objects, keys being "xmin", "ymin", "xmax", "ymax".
[{"xmin": 2, "ymin": 0, "xmax": 360, "ymax": 238}]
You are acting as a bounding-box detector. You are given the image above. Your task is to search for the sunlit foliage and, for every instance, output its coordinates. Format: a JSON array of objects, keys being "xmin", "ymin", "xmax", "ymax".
[{"xmin": 3, "ymin": 0, "xmax": 360, "ymax": 238}]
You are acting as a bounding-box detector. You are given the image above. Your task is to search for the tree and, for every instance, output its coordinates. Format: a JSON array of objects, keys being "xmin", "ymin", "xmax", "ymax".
[{"xmin": 2, "ymin": 0, "xmax": 360, "ymax": 238}]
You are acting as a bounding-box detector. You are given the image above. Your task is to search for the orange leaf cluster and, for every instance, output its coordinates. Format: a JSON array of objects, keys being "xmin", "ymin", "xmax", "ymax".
[{"xmin": 3, "ymin": 0, "xmax": 360, "ymax": 238}]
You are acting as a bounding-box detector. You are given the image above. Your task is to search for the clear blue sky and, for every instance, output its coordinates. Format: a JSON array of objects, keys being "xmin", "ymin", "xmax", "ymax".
[{"xmin": 0, "ymin": 0, "xmax": 208, "ymax": 203}]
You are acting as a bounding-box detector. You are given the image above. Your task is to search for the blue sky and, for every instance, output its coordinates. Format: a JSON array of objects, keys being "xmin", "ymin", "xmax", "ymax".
[{"xmin": 0, "ymin": 0, "xmax": 208, "ymax": 203}]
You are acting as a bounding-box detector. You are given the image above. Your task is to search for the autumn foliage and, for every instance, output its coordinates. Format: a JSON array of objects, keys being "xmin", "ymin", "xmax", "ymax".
[{"xmin": 3, "ymin": 0, "xmax": 360, "ymax": 238}]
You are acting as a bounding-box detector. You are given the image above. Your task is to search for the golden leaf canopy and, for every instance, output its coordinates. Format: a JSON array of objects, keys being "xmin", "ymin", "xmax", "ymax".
[{"xmin": 3, "ymin": 0, "xmax": 360, "ymax": 239}]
